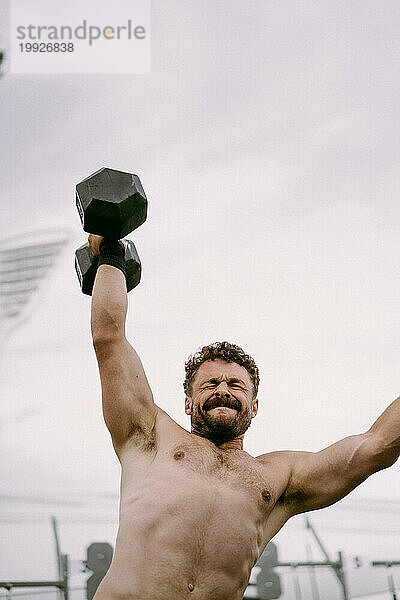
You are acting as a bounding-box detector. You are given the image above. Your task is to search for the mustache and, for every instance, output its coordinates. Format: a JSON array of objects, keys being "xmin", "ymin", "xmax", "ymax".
[{"xmin": 203, "ymin": 396, "xmax": 241, "ymax": 412}]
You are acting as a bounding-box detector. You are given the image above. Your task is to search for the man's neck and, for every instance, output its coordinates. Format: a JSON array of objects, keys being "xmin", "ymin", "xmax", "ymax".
[{"xmin": 191, "ymin": 430, "xmax": 245, "ymax": 451}]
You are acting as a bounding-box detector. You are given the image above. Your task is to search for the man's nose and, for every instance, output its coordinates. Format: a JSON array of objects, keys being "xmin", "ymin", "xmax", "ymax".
[{"xmin": 215, "ymin": 383, "xmax": 230, "ymax": 397}]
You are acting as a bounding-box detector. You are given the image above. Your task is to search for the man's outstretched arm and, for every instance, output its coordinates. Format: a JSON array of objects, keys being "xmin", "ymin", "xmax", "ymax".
[
  {"xmin": 283, "ymin": 396, "xmax": 400, "ymax": 514},
  {"xmin": 90, "ymin": 235, "xmax": 157, "ymax": 456}
]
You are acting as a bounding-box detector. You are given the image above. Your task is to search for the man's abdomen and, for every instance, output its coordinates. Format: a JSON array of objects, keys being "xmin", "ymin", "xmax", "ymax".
[{"xmin": 96, "ymin": 477, "xmax": 263, "ymax": 600}]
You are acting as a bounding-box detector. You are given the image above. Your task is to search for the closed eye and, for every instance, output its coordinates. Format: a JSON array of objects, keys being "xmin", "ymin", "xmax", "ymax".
[
  {"xmin": 201, "ymin": 380, "xmax": 219, "ymax": 389},
  {"xmin": 228, "ymin": 380, "xmax": 246, "ymax": 390}
]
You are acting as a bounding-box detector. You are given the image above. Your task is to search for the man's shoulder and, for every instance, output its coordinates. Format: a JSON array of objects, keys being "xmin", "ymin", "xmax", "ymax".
[{"xmin": 255, "ymin": 450, "xmax": 298, "ymax": 486}]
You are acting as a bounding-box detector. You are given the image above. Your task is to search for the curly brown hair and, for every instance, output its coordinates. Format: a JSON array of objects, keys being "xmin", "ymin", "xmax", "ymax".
[{"xmin": 183, "ymin": 341, "xmax": 260, "ymax": 398}]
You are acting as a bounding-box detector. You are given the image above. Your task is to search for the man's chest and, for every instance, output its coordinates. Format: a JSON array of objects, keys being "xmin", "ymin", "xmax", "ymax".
[{"xmin": 142, "ymin": 439, "xmax": 287, "ymax": 514}]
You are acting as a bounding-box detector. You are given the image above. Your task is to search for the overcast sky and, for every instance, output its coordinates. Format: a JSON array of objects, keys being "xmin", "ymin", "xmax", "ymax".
[{"xmin": 0, "ymin": 0, "xmax": 399, "ymax": 585}]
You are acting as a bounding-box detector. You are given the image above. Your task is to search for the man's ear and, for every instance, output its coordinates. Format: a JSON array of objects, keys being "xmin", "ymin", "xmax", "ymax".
[
  {"xmin": 185, "ymin": 397, "xmax": 192, "ymax": 415},
  {"xmin": 251, "ymin": 398, "xmax": 258, "ymax": 418}
]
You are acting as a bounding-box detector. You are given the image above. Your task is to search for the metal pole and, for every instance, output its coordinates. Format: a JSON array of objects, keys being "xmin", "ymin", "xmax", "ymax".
[
  {"xmin": 305, "ymin": 543, "xmax": 320, "ymax": 600},
  {"xmin": 337, "ymin": 550, "xmax": 349, "ymax": 600},
  {"xmin": 62, "ymin": 554, "xmax": 70, "ymax": 600},
  {"xmin": 305, "ymin": 518, "xmax": 331, "ymax": 562},
  {"xmin": 0, "ymin": 581, "xmax": 65, "ymax": 588},
  {"xmin": 51, "ymin": 516, "xmax": 63, "ymax": 600},
  {"xmin": 291, "ymin": 564, "xmax": 303, "ymax": 600},
  {"xmin": 387, "ymin": 567, "xmax": 397, "ymax": 600},
  {"xmin": 305, "ymin": 518, "xmax": 348, "ymax": 600}
]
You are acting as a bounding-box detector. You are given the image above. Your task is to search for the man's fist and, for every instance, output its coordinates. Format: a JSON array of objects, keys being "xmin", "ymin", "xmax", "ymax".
[{"xmin": 88, "ymin": 234, "xmax": 104, "ymax": 257}]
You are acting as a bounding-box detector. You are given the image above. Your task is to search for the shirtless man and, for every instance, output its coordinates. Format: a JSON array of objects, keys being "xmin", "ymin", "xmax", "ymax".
[{"xmin": 88, "ymin": 233, "xmax": 399, "ymax": 600}]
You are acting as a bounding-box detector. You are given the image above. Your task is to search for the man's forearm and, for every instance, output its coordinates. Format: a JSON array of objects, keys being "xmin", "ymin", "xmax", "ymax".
[
  {"xmin": 91, "ymin": 264, "xmax": 128, "ymax": 345},
  {"xmin": 368, "ymin": 396, "xmax": 400, "ymax": 467}
]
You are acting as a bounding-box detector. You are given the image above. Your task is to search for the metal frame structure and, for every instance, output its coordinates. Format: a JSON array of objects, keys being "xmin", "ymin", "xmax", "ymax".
[
  {"xmin": 0, "ymin": 554, "xmax": 70, "ymax": 600},
  {"xmin": 0, "ymin": 227, "xmax": 70, "ymax": 353}
]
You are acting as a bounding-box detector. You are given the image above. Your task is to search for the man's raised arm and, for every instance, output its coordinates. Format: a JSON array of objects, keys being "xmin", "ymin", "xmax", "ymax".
[
  {"xmin": 90, "ymin": 234, "xmax": 157, "ymax": 456},
  {"xmin": 282, "ymin": 396, "xmax": 400, "ymax": 515}
]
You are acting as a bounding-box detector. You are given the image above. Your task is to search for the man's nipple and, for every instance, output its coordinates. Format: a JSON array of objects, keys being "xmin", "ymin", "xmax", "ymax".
[
  {"xmin": 174, "ymin": 450, "xmax": 185, "ymax": 460},
  {"xmin": 188, "ymin": 583, "xmax": 194, "ymax": 592},
  {"xmin": 261, "ymin": 489, "xmax": 271, "ymax": 502}
]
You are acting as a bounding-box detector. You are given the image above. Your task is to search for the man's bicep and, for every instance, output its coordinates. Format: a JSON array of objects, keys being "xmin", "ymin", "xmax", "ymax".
[
  {"xmin": 94, "ymin": 338, "xmax": 157, "ymax": 450},
  {"xmin": 285, "ymin": 433, "xmax": 382, "ymax": 514}
]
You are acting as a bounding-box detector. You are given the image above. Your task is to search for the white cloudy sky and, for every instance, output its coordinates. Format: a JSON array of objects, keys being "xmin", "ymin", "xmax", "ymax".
[{"xmin": 0, "ymin": 0, "xmax": 399, "ymax": 585}]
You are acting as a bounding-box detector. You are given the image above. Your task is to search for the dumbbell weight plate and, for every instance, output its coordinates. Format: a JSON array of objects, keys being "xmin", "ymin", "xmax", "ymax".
[{"xmin": 76, "ymin": 167, "xmax": 147, "ymax": 240}]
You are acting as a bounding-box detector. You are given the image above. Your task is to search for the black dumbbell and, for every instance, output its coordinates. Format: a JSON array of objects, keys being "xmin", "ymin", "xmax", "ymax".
[{"xmin": 75, "ymin": 167, "xmax": 147, "ymax": 295}]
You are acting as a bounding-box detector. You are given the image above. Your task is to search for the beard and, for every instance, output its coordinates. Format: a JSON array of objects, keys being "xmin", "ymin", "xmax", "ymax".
[{"xmin": 190, "ymin": 400, "xmax": 252, "ymax": 444}]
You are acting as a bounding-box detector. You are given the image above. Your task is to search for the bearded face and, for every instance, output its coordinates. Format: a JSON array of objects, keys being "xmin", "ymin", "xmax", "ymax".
[{"xmin": 185, "ymin": 359, "xmax": 258, "ymax": 444}]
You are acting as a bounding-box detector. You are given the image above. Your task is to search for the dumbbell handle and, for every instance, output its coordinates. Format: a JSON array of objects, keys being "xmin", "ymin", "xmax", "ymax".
[{"xmin": 75, "ymin": 239, "xmax": 141, "ymax": 296}]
